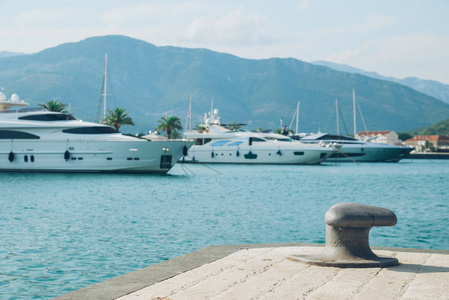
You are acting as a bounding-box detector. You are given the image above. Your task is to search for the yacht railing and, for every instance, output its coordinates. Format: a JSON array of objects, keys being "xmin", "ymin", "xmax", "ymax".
[{"xmin": 0, "ymin": 108, "xmax": 46, "ymax": 113}]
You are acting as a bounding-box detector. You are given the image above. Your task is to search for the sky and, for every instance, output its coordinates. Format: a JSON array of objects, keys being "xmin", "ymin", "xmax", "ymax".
[{"xmin": 1, "ymin": 0, "xmax": 449, "ymax": 84}]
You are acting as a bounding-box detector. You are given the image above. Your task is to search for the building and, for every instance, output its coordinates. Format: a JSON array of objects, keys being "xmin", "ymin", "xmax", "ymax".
[
  {"xmin": 404, "ymin": 135, "xmax": 449, "ymax": 152},
  {"xmin": 356, "ymin": 131, "xmax": 399, "ymax": 145}
]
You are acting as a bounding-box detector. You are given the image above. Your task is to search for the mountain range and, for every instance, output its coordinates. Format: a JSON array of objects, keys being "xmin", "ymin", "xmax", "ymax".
[
  {"xmin": 1, "ymin": 35, "xmax": 449, "ymax": 135},
  {"xmin": 312, "ymin": 60, "xmax": 449, "ymax": 105}
]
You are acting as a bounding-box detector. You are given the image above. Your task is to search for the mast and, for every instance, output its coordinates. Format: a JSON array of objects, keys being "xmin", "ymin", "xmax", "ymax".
[
  {"xmin": 353, "ymin": 89, "xmax": 356, "ymax": 137},
  {"xmin": 102, "ymin": 53, "xmax": 108, "ymax": 121},
  {"xmin": 185, "ymin": 94, "xmax": 192, "ymax": 131},
  {"xmin": 336, "ymin": 99, "xmax": 339, "ymax": 135},
  {"xmin": 295, "ymin": 101, "xmax": 300, "ymax": 134}
]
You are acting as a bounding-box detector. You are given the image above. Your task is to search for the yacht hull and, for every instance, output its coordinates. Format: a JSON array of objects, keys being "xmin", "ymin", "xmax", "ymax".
[
  {"xmin": 181, "ymin": 144, "xmax": 335, "ymax": 165},
  {"xmin": 328, "ymin": 144, "xmax": 412, "ymax": 162},
  {"xmin": 0, "ymin": 140, "xmax": 194, "ymax": 173},
  {"xmin": 300, "ymin": 133, "xmax": 413, "ymax": 163}
]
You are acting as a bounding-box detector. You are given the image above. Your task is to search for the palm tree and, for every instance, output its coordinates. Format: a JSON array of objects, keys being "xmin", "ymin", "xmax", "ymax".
[
  {"xmin": 157, "ymin": 115, "xmax": 183, "ymax": 139},
  {"xmin": 193, "ymin": 124, "xmax": 206, "ymax": 133},
  {"xmin": 103, "ymin": 108, "xmax": 135, "ymax": 131},
  {"xmin": 170, "ymin": 130, "xmax": 181, "ymax": 139},
  {"xmin": 38, "ymin": 100, "xmax": 68, "ymax": 112}
]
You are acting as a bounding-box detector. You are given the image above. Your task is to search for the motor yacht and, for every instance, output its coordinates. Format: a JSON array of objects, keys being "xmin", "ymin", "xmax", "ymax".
[
  {"xmin": 182, "ymin": 109, "xmax": 337, "ymax": 165},
  {"xmin": 0, "ymin": 93, "xmax": 194, "ymax": 173},
  {"xmin": 299, "ymin": 133, "xmax": 413, "ymax": 162}
]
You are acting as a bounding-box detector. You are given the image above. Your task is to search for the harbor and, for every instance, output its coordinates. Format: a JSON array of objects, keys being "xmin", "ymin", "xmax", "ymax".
[
  {"xmin": 2, "ymin": 2, "xmax": 449, "ymax": 299},
  {"xmin": 1, "ymin": 160, "xmax": 448, "ymax": 299}
]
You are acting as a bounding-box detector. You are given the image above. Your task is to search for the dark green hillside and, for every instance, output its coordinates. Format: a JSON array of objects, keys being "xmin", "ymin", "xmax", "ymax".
[
  {"xmin": 408, "ymin": 118, "xmax": 449, "ymax": 135},
  {"xmin": 1, "ymin": 35, "xmax": 449, "ymax": 134}
]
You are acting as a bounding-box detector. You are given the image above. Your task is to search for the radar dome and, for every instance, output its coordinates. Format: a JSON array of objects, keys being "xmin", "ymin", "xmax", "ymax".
[
  {"xmin": 213, "ymin": 109, "xmax": 219, "ymax": 115},
  {"xmin": 0, "ymin": 92, "xmax": 6, "ymax": 101},
  {"xmin": 10, "ymin": 94, "xmax": 20, "ymax": 102}
]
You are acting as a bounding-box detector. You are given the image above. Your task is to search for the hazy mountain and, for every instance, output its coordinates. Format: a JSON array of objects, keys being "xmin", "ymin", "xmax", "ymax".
[
  {"xmin": 1, "ymin": 35, "xmax": 449, "ymax": 135},
  {"xmin": 0, "ymin": 51, "xmax": 24, "ymax": 58},
  {"xmin": 312, "ymin": 60, "xmax": 449, "ymax": 105}
]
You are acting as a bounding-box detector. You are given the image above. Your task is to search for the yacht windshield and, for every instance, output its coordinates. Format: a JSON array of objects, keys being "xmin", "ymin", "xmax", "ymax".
[
  {"xmin": 251, "ymin": 137, "xmax": 266, "ymax": 142},
  {"xmin": 318, "ymin": 134, "xmax": 356, "ymax": 141},
  {"xmin": 265, "ymin": 137, "xmax": 292, "ymax": 142},
  {"xmin": 19, "ymin": 113, "xmax": 77, "ymax": 121}
]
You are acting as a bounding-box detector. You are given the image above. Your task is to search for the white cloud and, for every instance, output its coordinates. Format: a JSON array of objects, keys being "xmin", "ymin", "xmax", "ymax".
[
  {"xmin": 101, "ymin": 2, "xmax": 191, "ymax": 28},
  {"xmin": 325, "ymin": 33, "xmax": 449, "ymax": 83},
  {"xmin": 97, "ymin": 2, "xmax": 276, "ymax": 48},
  {"xmin": 311, "ymin": 14, "xmax": 397, "ymax": 36},
  {"xmin": 14, "ymin": 7, "xmax": 81, "ymax": 29},
  {"xmin": 185, "ymin": 7, "xmax": 272, "ymax": 45},
  {"xmin": 296, "ymin": 0, "xmax": 312, "ymax": 12}
]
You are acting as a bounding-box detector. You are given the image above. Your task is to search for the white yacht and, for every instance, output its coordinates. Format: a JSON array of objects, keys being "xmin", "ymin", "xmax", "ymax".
[
  {"xmin": 182, "ymin": 109, "xmax": 337, "ymax": 165},
  {"xmin": 0, "ymin": 93, "xmax": 194, "ymax": 173},
  {"xmin": 299, "ymin": 133, "xmax": 413, "ymax": 162}
]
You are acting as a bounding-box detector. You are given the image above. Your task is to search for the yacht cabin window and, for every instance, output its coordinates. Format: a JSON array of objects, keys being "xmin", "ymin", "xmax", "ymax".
[
  {"xmin": 210, "ymin": 140, "xmax": 232, "ymax": 147},
  {"xmin": 0, "ymin": 130, "xmax": 40, "ymax": 139},
  {"xmin": 62, "ymin": 127, "xmax": 119, "ymax": 134},
  {"xmin": 251, "ymin": 137, "xmax": 266, "ymax": 142},
  {"xmin": 196, "ymin": 138, "xmax": 212, "ymax": 145},
  {"xmin": 227, "ymin": 141, "xmax": 244, "ymax": 146}
]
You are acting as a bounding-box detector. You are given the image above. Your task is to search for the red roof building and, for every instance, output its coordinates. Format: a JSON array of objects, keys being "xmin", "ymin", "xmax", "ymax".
[{"xmin": 404, "ymin": 135, "xmax": 449, "ymax": 152}]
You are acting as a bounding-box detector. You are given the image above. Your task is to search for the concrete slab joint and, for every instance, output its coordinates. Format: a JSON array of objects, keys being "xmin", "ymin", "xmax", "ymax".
[{"xmin": 292, "ymin": 202, "xmax": 399, "ymax": 268}]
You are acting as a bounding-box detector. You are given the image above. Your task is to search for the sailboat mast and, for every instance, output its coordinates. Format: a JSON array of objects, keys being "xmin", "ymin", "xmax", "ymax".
[
  {"xmin": 296, "ymin": 101, "xmax": 300, "ymax": 134},
  {"xmin": 336, "ymin": 99, "xmax": 339, "ymax": 135},
  {"xmin": 185, "ymin": 94, "xmax": 192, "ymax": 131},
  {"xmin": 102, "ymin": 53, "xmax": 108, "ymax": 121},
  {"xmin": 353, "ymin": 89, "xmax": 356, "ymax": 137}
]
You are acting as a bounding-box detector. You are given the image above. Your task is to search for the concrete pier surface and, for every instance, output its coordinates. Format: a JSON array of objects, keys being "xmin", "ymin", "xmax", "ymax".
[{"xmin": 55, "ymin": 243, "xmax": 449, "ymax": 300}]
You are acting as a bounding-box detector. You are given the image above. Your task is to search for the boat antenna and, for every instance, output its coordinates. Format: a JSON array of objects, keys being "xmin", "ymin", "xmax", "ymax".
[{"xmin": 211, "ymin": 97, "xmax": 213, "ymax": 117}]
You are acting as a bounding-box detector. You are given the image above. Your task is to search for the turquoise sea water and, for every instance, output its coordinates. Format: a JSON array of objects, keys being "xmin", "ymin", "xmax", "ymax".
[{"xmin": 0, "ymin": 159, "xmax": 448, "ymax": 299}]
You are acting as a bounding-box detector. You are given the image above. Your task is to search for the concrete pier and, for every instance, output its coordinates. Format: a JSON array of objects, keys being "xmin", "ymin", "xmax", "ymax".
[{"xmin": 55, "ymin": 243, "xmax": 449, "ymax": 300}]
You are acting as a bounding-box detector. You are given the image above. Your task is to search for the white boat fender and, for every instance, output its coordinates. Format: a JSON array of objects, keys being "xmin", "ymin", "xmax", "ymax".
[
  {"xmin": 8, "ymin": 151, "xmax": 14, "ymax": 162},
  {"xmin": 236, "ymin": 150, "xmax": 240, "ymax": 157},
  {"xmin": 182, "ymin": 145, "xmax": 188, "ymax": 156},
  {"xmin": 211, "ymin": 152, "xmax": 214, "ymax": 158},
  {"xmin": 64, "ymin": 150, "xmax": 70, "ymax": 161}
]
